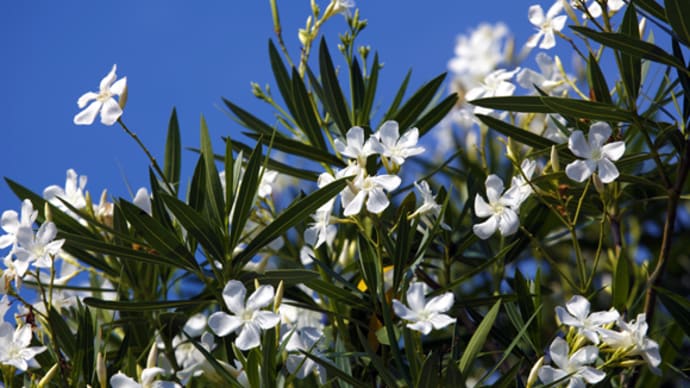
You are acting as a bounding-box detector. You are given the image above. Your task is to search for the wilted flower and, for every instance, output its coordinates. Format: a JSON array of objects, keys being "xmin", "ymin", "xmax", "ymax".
[
  {"xmin": 538, "ymin": 337, "xmax": 605, "ymax": 388},
  {"xmin": 555, "ymin": 295, "xmax": 619, "ymax": 344},
  {"xmin": 74, "ymin": 64, "xmax": 127, "ymax": 126},
  {"xmin": 565, "ymin": 122, "xmax": 625, "ymax": 184},
  {"xmin": 392, "ymin": 282, "xmax": 455, "ymax": 335},
  {"xmin": 208, "ymin": 280, "xmax": 280, "ymax": 351},
  {"xmin": 526, "ymin": 2, "xmax": 567, "ymax": 50}
]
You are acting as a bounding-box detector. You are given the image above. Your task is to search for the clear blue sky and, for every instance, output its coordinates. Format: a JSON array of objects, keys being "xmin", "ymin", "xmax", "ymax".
[{"xmin": 0, "ymin": 1, "xmax": 534, "ymax": 213}]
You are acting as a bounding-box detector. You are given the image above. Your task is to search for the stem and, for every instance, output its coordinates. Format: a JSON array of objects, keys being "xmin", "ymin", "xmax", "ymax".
[{"xmin": 117, "ymin": 118, "xmax": 175, "ymax": 194}]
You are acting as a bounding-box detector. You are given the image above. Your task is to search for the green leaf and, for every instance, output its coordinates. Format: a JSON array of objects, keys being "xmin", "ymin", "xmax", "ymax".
[
  {"xmin": 118, "ymin": 200, "xmax": 198, "ymax": 271},
  {"xmin": 160, "ymin": 193, "xmax": 226, "ymax": 263},
  {"xmin": 259, "ymin": 269, "xmax": 320, "ymax": 285},
  {"xmin": 200, "ymin": 115, "xmax": 226, "ymax": 228},
  {"xmin": 164, "ymin": 108, "xmax": 181, "ymax": 192},
  {"xmin": 268, "ymin": 39, "xmax": 297, "ymax": 118},
  {"xmin": 243, "ymin": 132, "xmax": 344, "ymax": 167},
  {"xmin": 571, "ymin": 26, "xmax": 689, "ymax": 75},
  {"xmin": 290, "ymin": 67, "xmax": 326, "ymax": 149},
  {"xmin": 458, "ymin": 299, "xmax": 501, "ymax": 374},
  {"xmin": 415, "ymin": 352, "xmax": 441, "ymax": 388},
  {"xmin": 358, "ymin": 53, "xmax": 380, "ymax": 126},
  {"xmin": 475, "ymin": 114, "xmax": 556, "ymax": 150},
  {"xmin": 83, "ymin": 298, "xmax": 206, "ymax": 311},
  {"xmin": 317, "ymin": 37, "xmax": 352, "ymax": 136},
  {"xmin": 469, "ymin": 96, "xmax": 551, "ymax": 113},
  {"xmin": 620, "ymin": 4, "xmax": 642, "ymax": 104},
  {"xmin": 355, "ymin": 328, "xmax": 400, "ymax": 387},
  {"xmin": 350, "ymin": 57, "xmax": 366, "ymax": 124},
  {"xmin": 540, "ymin": 96, "xmax": 632, "ymax": 122},
  {"xmin": 185, "ymin": 332, "xmax": 244, "ymax": 388},
  {"xmin": 414, "ymin": 93, "xmax": 459, "ymax": 137},
  {"xmin": 384, "ymin": 69, "xmax": 412, "ymax": 120},
  {"xmin": 48, "ymin": 306, "xmax": 77, "ymax": 359},
  {"xmin": 665, "ymin": 0, "xmax": 690, "ymax": 46},
  {"xmin": 656, "ymin": 287, "xmax": 690, "ymax": 338},
  {"xmin": 587, "ymin": 53, "xmax": 612, "ymax": 105},
  {"xmin": 390, "ymin": 72, "xmax": 447, "ymax": 131},
  {"xmin": 612, "ymin": 254, "xmax": 631, "ymax": 311},
  {"xmin": 636, "ymin": 0, "xmax": 668, "ymax": 22},
  {"xmin": 305, "ymin": 279, "xmax": 369, "ymax": 310},
  {"xmin": 234, "ymin": 177, "xmax": 348, "ymax": 268},
  {"xmin": 302, "ymin": 351, "xmax": 367, "ymax": 388},
  {"xmin": 222, "ymin": 97, "xmax": 277, "ymax": 136},
  {"xmin": 74, "ymin": 304, "xmax": 95, "ymax": 385},
  {"xmin": 223, "ymin": 141, "xmax": 321, "ymax": 181},
  {"xmin": 228, "ymin": 141, "xmax": 262, "ymax": 257}
]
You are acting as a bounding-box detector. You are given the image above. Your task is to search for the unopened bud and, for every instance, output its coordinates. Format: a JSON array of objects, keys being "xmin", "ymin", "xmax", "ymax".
[
  {"xmin": 592, "ymin": 173, "xmax": 605, "ymax": 194},
  {"xmin": 526, "ymin": 356, "xmax": 544, "ymax": 388},
  {"xmin": 146, "ymin": 343, "xmax": 158, "ymax": 369},
  {"xmin": 44, "ymin": 202, "xmax": 53, "ymax": 223},
  {"xmin": 118, "ymin": 82, "xmax": 128, "ymax": 111},
  {"xmin": 274, "ymin": 280, "xmax": 284, "ymax": 312},
  {"xmin": 638, "ymin": 17, "xmax": 647, "ymax": 38},
  {"xmin": 550, "ymin": 145, "xmax": 560, "ymax": 172},
  {"xmin": 37, "ymin": 363, "xmax": 60, "ymax": 388},
  {"xmin": 97, "ymin": 352, "xmax": 107, "ymax": 388}
]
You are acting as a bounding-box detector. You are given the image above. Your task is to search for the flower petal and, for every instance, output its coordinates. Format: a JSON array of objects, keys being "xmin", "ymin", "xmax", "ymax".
[
  {"xmin": 565, "ymin": 295, "xmax": 590, "ymax": 321},
  {"xmin": 77, "ymin": 92, "xmax": 99, "ymax": 109},
  {"xmin": 110, "ymin": 77, "xmax": 127, "ymax": 96},
  {"xmin": 565, "ymin": 160, "xmax": 595, "ymax": 183},
  {"xmin": 208, "ymin": 312, "xmax": 242, "ymax": 337},
  {"xmin": 474, "ymin": 195, "xmax": 493, "ymax": 218},
  {"xmin": 568, "ymin": 130, "xmax": 591, "ymax": 158},
  {"xmin": 74, "ymin": 101, "xmax": 102, "ymax": 125},
  {"xmin": 365, "ymin": 188, "xmax": 390, "ymax": 214},
  {"xmin": 579, "ymin": 366, "xmax": 606, "ymax": 384},
  {"xmin": 100, "ymin": 64, "xmax": 118, "ymax": 91},
  {"xmin": 428, "ymin": 313, "xmax": 455, "ymax": 330},
  {"xmin": 484, "ymin": 175, "xmax": 505, "ymax": 203},
  {"xmin": 473, "ymin": 216, "xmax": 498, "ymax": 240},
  {"xmin": 588, "ymin": 122, "xmax": 612, "ymax": 149},
  {"xmin": 548, "ymin": 337, "xmax": 570, "ymax": 370},
  {"xmin": 221, "ymin": 280, "xmax": 246, "ymax": 315},
  {"xmin": 100, "ymin": 98, "xmax": 123, "ymax": 125},
  {"xmin": 601, "ymin": 141, "xmax": 625, "ymax": 161},
  {"xmin": 570, "ymin": 345, "xmax": 599, "ymax": 366},
  {"xmin": 425, "ymin": 292, "xmax": 454, "ymax": 313},
  {"xmin": 497, "ymin": 208, "xmax": 519, "ymax": 236},
  {"xmin": 253, "ymin": 310, "xmax": 280, "ymax": 330},
  {"xmin": 245, "ymin": 284, "xmax": 275, "ymax": 311},
  {"xmin": 392, "ymin": 300, "xmax": 417, "ymax": 321},
  {"xmin": 597, "ymin": 158, "xmax": 620, "ymax": 183},
  {"xmin": 528, "ymin": 5, "xmax": 545, "ymax": 25},
  {"xmin": 343, "ymin": 191, "xmax": 366, "ymax": 216},
  {"xmin": 538, "ymin": 365, "xmax": 568, "ymax": 385},
  {"xmin": 235, "ymin": 322, "xmax": 261, "ymax": 350},
  {"xmin": 407, "ymin": 321, "xmax": 433, "ymax": 335}
]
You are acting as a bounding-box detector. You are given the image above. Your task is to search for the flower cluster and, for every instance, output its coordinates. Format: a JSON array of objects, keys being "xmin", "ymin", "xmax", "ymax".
[{"xmin": 536, "ymin": 295, "xmax": 662, "ymax": 387}]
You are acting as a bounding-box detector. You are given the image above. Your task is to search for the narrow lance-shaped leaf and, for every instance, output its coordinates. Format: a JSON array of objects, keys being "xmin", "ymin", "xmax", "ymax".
[
  {"xmin": 619, "ymin": 4, "xmax": 642, "ymax": 106},
  {"xmin": 458, "ymin": 299, "xmax": 501, "ymax": 374},
  {"xmin": 290, "ymin": 67, "xmax": 327, "ymax": 149},
  {"xmin": 234, "ymin": 176, "xmax": 349, "ymax": 268},
  {"xmin": 318, "ymin": 37, "xmax": 352, "ymax": 136},
  {"xmin": 268, "ymin": 39, "xmax": 297, "ymax": 118},
  {"xmin": 469, "ymin": 96, "xmax": 551, "ymax": 113},
  {"xmin": 587, "ymin": 53, "xmax": 612, "ymax": 105},
  {"xmin": 164, "ymin": 107, "xmax": 181, "ymax": 192},
  {"xmin": 358, "ymin": 52, "xmax": 380, "ymax": 127},
  {"xmin": 225, "ymin": 141, "xmax": 320, "ymax": 181},
  {"xmin": 228, "ymin": 141, "xmax": 263, "ymax": 257},
  {"xmin": 665, "ymin": 0, "xmax": 690, "ymax": 46},
  {"xmin": 390, "ymin": 72, "xmax": 447, "ymax": 130},
  {"xmin": 200, "ymin": 115, "xmax": 226, "ymax": 228},
  {"xmin": 475, "ymin": 114, "xmax": 556, "ymax": 150},
  {"xmin": 242, "ymin": 132, "xmax": 345, "ymax": 167}
]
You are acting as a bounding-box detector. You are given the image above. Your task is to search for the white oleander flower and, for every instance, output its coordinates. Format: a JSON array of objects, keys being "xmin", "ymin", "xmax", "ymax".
[
  {"xmin": 304, "ymin": 208, "xmax": 336, "ymax": 250},
  {"xmin": 565, "ymin": 122, "xmax": 625, "ymax": 184},
  {"xmin": 571, "ymin": 0, "xmax": 625, "ymax": 18},
  {"xmin": 74, "ymin": 64, "xmax": 127, "ymax": 126},
  {"xmin": 517, "ymin": 52, "xmax": 571, "ymax": 95},
  {"xmin": 208, "ymin": 280, "xmax": 280, "ymax": 351},
  {"xmin": 43, "ymin": 168, "xmax": 88, "ymax": 214},
  {"xmin": 372, "ymin": 120, "xmax": 425, "ymax": 167},
  {"xmin": 555, "ymin": 295, "xmax": 619, "ymax": 344},
  {"xmin": 133, "ymin": 188, "xmax": 152, "ymax": 216},
  {"xmin": 110, "ymin": 370, "xmax": 181, "ymax": 388},
  {"xmin": 538, "ymin": 337, "xmax": 605, "ymax": 388},
  {"xmin": 448, "ymin": 22, "xmax": 510, "ymax": 86},
  {"xmin": 283, "ymin": 326, "xmax": 328, "ymax": 384},
  {"xmin": 473, "ymin": 175, "xmax": 521, "ymax": 239},
  {"xmin": 526, "ymin": 2, "xmax": 567, "ymax": 50},
  {"xmin": 335, "ymin": 126, "xmax": 378, "ymax": 165},
  {"xmin": 341, "ymin": 170, "xmax": 401, "ymax": 216},
  {"xmin": 598, "ymin": 313, "xmax": 661, "ymax": 370},
  {"xmin": 14, "ymin": 222, "xmax": 65, "ymax": 269},
  {"xmin": 392, "ymin": 282, "xmax": 455, "ymax": 335},
  {"xmin": 409, "ymin": 181, "xmax": 450, "ymax": 230},
  {"xmin": 0, "ymin": 323, "xmax": 47, "ymax": 371},
  {"xmin": 466, "ymin": 68, "xmax": 521, "ymax": 115},
  {"xmin": 510, "ymin": 159, "xmax": 537, "ymax": 207},
  {"xmin": 0, "ymin": 199, "xmax": 37, "ymax": 254}
]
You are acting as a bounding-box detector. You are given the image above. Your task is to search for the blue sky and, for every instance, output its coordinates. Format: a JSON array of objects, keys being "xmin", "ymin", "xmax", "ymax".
[{"xmin": 0, "ymin": 1, "xmax": 534, "ymax": 213}]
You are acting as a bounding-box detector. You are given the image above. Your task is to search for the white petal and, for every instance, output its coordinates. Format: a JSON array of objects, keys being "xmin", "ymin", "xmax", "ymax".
[
  {"xmin": 579, "ymin": 366, "xmax": 606, "ymax": 384},
  {"xmin": 208, "ymin": 312, "xmax": 242, "ymax": 337},
  {"xmin": 343, "ymin": 191, "xmax": 366, "ymax": 216},
  {"xmin": 222, "ymin": 280, "xmax": 247, "ymax": 314},
  {"xmin": 245, "ymin": 285, "xmax": 275, "ymax": 311},
  {"xmin": 588, "ymin": 122, "xmax": 612, "ymax": 148},
  {"xmin": 77, "ymin": 91, "xmax": 99, "ymax": 108},
  {"xmin": 398, "ymin": 128, "xmax": 420, "ymax": 149},
  {"xmin": 546, "ymin": 0, "xmax": 564, "ymax": 18},
  {"xmin": 497, "ymin": 208, "xmax": 519, "ymax": 236},
  {"xmin": 597, "ymin": 158, "xmax": 620, "ymax": 183},
  {"xmin": 100, "ymin": 65, "xmax": 118, "ymax": 91},
  {"xmin": 538, "ymin": 365, "xmax": 568, "ymax": 385},
  {"xmin": 371, "ymin": 175, "xmax": 402, "ymax": 191},
  {"xmin": 74, "ymin": 101, "xmax": 102, "ymax": 125},
  {"xmin": 100, "ymin": 98, "xmax": 123, "ymax": 125},
  {"xmin": 428, "ymin": 313, "xmax": 455, "ymax": 330},
  {"xmin": 133, "ymin": 188, "xmax": 152, "ymax": 215},
  {"xmin": 406, "ymin": 282, "xmax": 428, "ymax": 312},
  {"xmin": 528, "ymin": 5, "xmax": 545, "ymax": 25},
  {"xmin": 474, "ymin": 195, "xmax": 493, "ymax": 218},
  {"xmin": 425, "ymin": 292, "xmax": 454, "ymax": 313},
  {"xmin": 555, "ymin": 306, "xmax": 580, "ymax": 327},
  {"xmin": 568, "ymin": 130, "xmax": 591, "ymax": 158},
  {"xmin": 570, "ymin": 345, "xmax": 599, "ymax": 366},
  {"xmin": 365, "ymin": 188, "xmax": 390, "ymax": 214},
  {"xmin": 377, "ymin": 120, "xmax": 400, "ymax": 146},
  {"xmin": 525, "ymin": 32, "xmax": 543, "ymax": 48},
  {"xmin": 1, "ymin": 210, "xmax": 19, "ymax": 234},
  {"xmin": 407, "ymin": 321, "xmax": 433, "ymax": 335},
  {"xmin": 235, "ymin": 322, "xmax": 261, "ymax": 350},
  {"xmin": 588, "ymin": 309, "xmax": 619, "ymax": 326},
  {"xmin": 392, "ymin": 300, "xmax": 417, "ymax": 321},
  {"xmin": 548, "ymin": 337, "xmax": 570, "ymax": 370},
  {"xmin": 641, "ymin": 339, "xmax": 662, "ymax": 367},
  {"xmin": 551, "ymin": 15, "xmax": 567, "ymax": 31},
  {"xmin": 601, "ymin": 141, "xmax": 625, "ymax": 161},
  {"xmin": 36, "ymin": 222, "xmax": 58, "ymax": 245},
  {"xmin": 539, "ymin": 32, "xmax": 556, "ymax": 49},
  {"xmin": 565, "ymin": 160, "xmax": 595, "ymax": 183},
  {"xmin": 473, "ymin": 216, "xmax": 498, "ymax": 239},
  {"xmin": 565, "ymin": 295, "xmax": 591, "ymax": 321},
  {"xmin": 253, "ymin": 311, "xmax": 280, "ymax": 329},
  {"xmin": 484, "ymin": 175, "xmax": 505, "ymax": 203},
  {"xmin": 110, "ymin": 77, "xmax": 127, "ymax": 96},
  {"xmin": 110, "ymin": 372, "xmax": 140, "ymax": 388}
]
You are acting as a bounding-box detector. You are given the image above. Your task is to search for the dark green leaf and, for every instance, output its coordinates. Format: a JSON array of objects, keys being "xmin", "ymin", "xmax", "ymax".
[
  {"xmin": 164, "ymin": 108, "xmax": 181, "ymax": 192},
  {"xmin": 243, "ymin": 132, "xmax": 345, "ymax": 167},
  {"xmin": 665, "ymin": 0, "xmax": 690, "ymax": 46},
  {"xmin": 636, "ymin": 0, "xmax": 668, "ymax": 22},
  {"xmin": 259, "ymin": 269, "xmax": 320, "ymax": 285},
  {"xmin": 475, "ymin": 114, "xmax": 557, "ymax": 150},
  {"xmin": 302, "ymin": 351, "xmax": 367, "ymax": 388},
  {"xmin": 228, "ymin": 141, "xmax": 262, "ymax": 257},
  {"xmin": 571, "ymin": 26, "xmax": 689, "ymax": 75},
  {"xmin": 350, "ymin": 57, "xmax": 366, "ymax": 124},
  {"xmin": 384, "ymin": 69, "xmax": 412, "ymax": 120},
  {"xmin": 391, "ymin": 72, "xmax": 447, "ymax": 130},
  {"xmin": 656, "ymin": 287, "xmax": 690, "ymax": 338},
  {"xmin": 415, "ymin": 352, "xmax": 441, "ymax": 388},
  {"xmin": 612, "ymin": 254, "xmax": 631, "ymax": 311},
  {"xmin": 200, "ymin": 115, "xmax": 226, "ymax": 228},
  {"xmin": 83, "ymin": 298, "xmax": 207, "ymax": 311},
  {"xmin": 227, "ymin": 141, "xmax": 320, "ymax": 181},
  {"xmin": 268, "ymin": 39, "xmax": 297, "ymax": 118},
  {"xmin": 540, "ymin": 96, "xmax": 632, "ymax": 122},
  {"xmin": 305, "ymin": 279, "xmax": 369, "ymax": 310},
  {"xmin": 458, "ymin": 299, "xmax": 501, "ymax": 374},
  {"xmin": 587, "ymin": 53, "xmax": 612, "ymax": 105},
  {"xmin": 414, "ymin": 93, "xmax": 459, "ymax": 137},
  {"xmin": 469, "ymin": 96, "xmax": 551, "ymax": 113},
  {"xmin": 234, "ymin": 177, "xmax": 348, "ymax": 268},
  {"xmin": 358, "ymin": 53, "xmax": 380, "ymax": 126},
  {"xmin": 317, "ymin": 37, "xmax": 352, "ymax": 135},
  {"xmin": 222, "ymin": 98, "xmax": 277, "ymax": 136},
  {"xmin": 48, "ymin": 306, "xmax": 76, "ymax": 358},
  {"xmin": 620, "ymin": 4, "xmax": 642, "ymax": 104},
  {"xmin": 290, "ymin": 67, "xmax": 326, "ymax": 149}
]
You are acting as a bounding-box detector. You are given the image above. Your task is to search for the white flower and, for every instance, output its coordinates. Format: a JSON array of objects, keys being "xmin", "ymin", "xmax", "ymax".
[
  {"xmin": 208, "ymin": 280, "xmax": 280, "ymax": 351},
  {"xmin": 526, "ymin": 2, "xmax": 567, "ymax": 50},
  {"xmin": 517, "ymin": 52, "xmax": 571, "ymax": 95},
  {"xmin": 258, "ymin": 169, "xmax": 279, "ymax": 198},
  {"xmin": 448, "ymin": 22, "xmax": 510, "ymax": 86},
  {"xmin": 74, "ymin": 64, "xmax": 127, "ymax": 126},
  {"xmin": 466, "ymin": 68, "xmax": 521, "ymax": 115},
  {"xmin": 555, "ymin": 295, "xmax": 619, "ymax": 344},
  {"xmin": 392, "ymin": 282, "xmax": 455, "ymax": 335},
  {"xmin": 510, "ymin": 159, "xmax": 537, "ymax": 207},
  {"xmin": 334, "ymin": 126, "xmax": 378, "ymax": 165},
  {"xmin": 110, "ymin": 370, "xmax": 181, "ymax": 388},
  {"xmin": 283, "ymin": 327, "xmax": 328, "ymax": 384},
  {"xmin": 598, "ymin": 313, "xmax": 661, "ymax": 370},
  {"xmin": 409, "ymin": 181, "xmax": 450, "ymax": 230},
  {"xmin": 305, "ymin": 209, "xmax": 336, "ymax": 250},
  {"xmin": 572, "ymin": 0, "xmax": 625, "ymax": 18},
  {"xmin": 473, "ymin": 175, "xmax": 521, "ymax": 240},
  {"xmin": 538, "ymin": 337, "xmax": 605, "ymax": 388},
  {"xmin": 133, "ymin": 188, "xmax": 152, "ymax": 216},
  {"xmin": 0, "ymin": 323, "xmax": 47, "ymax": 371},
  {"xmin": 0, "ymin": 199, "xmax": 37, "ymax": 253},
  {"xmin": 43, "ymin": 168, "xmax": 88, "ymax": 214},
  {"xmin": 14, "ymin": 222, "xmax": 65, "ymax": 269},
  {"xmin": 342, "ymin": 170, "xmax": 401, "ymax": 216},
  {"xmin": 372, "ymin": 121, "xmax": 425, "ymax": 167},
  {"xmin": 565, "ymin": 122, "xmax": 625, "ymax": 184}
]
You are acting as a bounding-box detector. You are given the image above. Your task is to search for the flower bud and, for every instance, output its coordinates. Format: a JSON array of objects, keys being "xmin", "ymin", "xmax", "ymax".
[
  {"xmin": 274, "ymin": 280, "xmax": 284, "ymax": 312},
  {"xmin": 97, "ymin": 352, "xmax": 107, "ymax": 388},
  {"xmin": 526, "ymin": 356, "xmax": 544, "ymax": 388},
  {"xmin": 37, "ymin": 363, "xmax": 59, "ymax": 388},
  {"xmin": 146, "ymin": 343, "xmax": 158, "ymax": 369},
  {"xmin": 592, "ymin": 173, "xmax": 605, "ymax": 194},
  {"xmin": 118, "ymin": 82, "xmax": 128, "ymax": 111},
  {"xmin": 44, "ymin": 202, "xmax": 53, "ymax": 223},
  {"xmin": 550, "ymin": 145, "xmax": 560, "ymax": 172}
]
